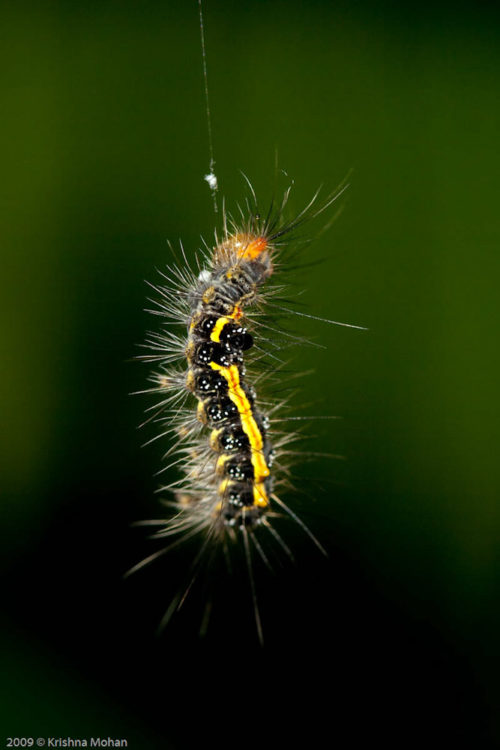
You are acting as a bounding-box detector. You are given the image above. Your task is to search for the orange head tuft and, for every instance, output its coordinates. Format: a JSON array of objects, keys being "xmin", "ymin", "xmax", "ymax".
[
  {"xmin": 214, "ymin": 232, "xmax": 273, "ymax": 277},
  {"xmin": 236, "ymin": 235, "xmax": 268, "ymax": 260},
  {"xmin": 221, "ymin": 233, "xmax": 269, "ymax": 260}
]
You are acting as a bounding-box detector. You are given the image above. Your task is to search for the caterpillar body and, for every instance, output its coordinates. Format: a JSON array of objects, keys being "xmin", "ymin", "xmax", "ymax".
[{"xmin": 133, "ymin": 186, "xmax": 355, "ymax": 639}]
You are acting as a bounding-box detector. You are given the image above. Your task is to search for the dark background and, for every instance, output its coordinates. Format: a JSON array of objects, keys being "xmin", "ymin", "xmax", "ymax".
[{"xmin": 2, "ymin": 0, "xmax": 500, "ymax": 746}]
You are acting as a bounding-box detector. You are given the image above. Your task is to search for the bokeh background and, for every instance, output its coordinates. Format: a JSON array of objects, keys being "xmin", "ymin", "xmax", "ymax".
[{"xmin": 2, "ymin": 0, "xmax": 500, "ymax": 745}]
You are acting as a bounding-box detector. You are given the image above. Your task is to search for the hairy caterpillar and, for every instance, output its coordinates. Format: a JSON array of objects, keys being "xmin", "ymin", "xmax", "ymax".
[
  {"xmin": 131, "ymin": 181, "xmax": 362, "ymax": 641},
  {"xmin": 128, "ymin": 2, "xmax": 364, "ymax": 641}
]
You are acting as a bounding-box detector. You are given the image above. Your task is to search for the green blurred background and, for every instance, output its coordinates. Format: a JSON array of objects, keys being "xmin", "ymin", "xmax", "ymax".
[{"xmin": 2, "ymin": 0, "xmax": 500, "ymax": 746}]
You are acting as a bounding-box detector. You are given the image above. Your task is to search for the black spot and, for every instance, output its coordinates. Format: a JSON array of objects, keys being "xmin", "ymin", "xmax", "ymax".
[
  {"xmin": 194, "ymin": 342, "xmax": 214, "ymax": 365},
  {"xmin": 219, "ymin": 324, "xmax": 253, "ymax": 352},
  {"xmin": 227, "ymin": 487, "xmax": 254, "ymax": 508},
  {"xmin": 195, "ymin": 371, "xmax": 226, "ymax": 394},
  {"xmin": 205, "ymin": 397, "xmax": 238, "ymax": 425},
  {"xmin": 225, "ymin": 459, "xmax": 254, "ymax": 481},
  {"xmin": 219, "ymin": 427, "xmax": 249, "ymax": 453},
  {"xmin": 240, "ymin": 332, "xmax": 253, "ymax": 350},
  {"xmin": 210, "ymin": 342, "xmax": 242, "ymax": 367}
]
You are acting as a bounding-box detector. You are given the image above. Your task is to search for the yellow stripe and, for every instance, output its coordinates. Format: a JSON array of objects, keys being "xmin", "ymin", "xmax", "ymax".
[
  {"xmin": 253, "ymin": 482, "xmax": 268, "ymax": 507},
  {"xmin": 209, "ymin": 305, "xmax": 243, "ymax": 343},
  {"xmin": 210, "ymin": 316, "xmax": 229, "ymax": 343},
  {"xmin": 210, "ymin": 361, "xmax": 269, "ymax": 508}
]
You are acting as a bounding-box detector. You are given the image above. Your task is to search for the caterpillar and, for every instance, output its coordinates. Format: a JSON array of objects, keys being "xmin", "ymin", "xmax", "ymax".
[{"xmin": 131, "ymin": 181, "xmax": 361, "ymax": 641}]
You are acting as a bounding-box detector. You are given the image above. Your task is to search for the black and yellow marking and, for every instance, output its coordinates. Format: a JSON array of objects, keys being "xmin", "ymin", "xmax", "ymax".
[
  {"xmin": 209, "ymin": 304, "xmax": 243, "ymax": 343},
  {"xmin": 187, "ymin": 298, "xmax": 269, "ymax": 512},
  {"xmin": 209, "ymin": 360, "xmax": 270, "ymax": 508},
  {"xmin": 210, "ymin": 316, "xmax": 230, "ymax": 343}
]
